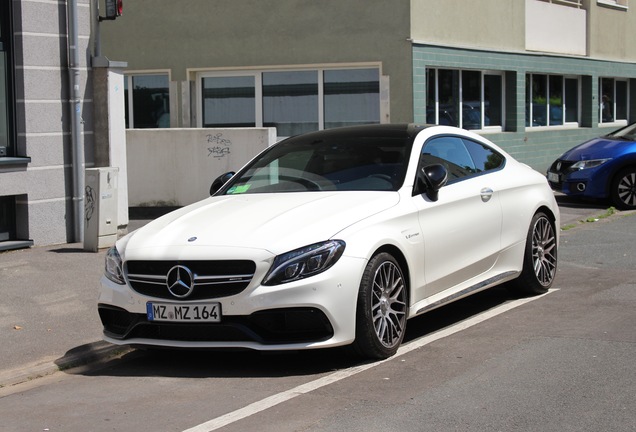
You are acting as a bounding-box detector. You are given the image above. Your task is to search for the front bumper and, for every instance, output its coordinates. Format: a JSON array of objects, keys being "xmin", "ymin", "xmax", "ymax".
[
  {"xmin": 547, "ymin": 160, "xmax": 608, "ymax": 199},
  {"xmin": 98, "ymin": 255, "xmax": 366, "ymax": 351}
]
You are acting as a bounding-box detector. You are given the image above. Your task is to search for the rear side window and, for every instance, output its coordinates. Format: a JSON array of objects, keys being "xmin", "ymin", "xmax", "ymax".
[{"xmin": 420, "ymin": 136, "xmax": 505, "ymax": 183}]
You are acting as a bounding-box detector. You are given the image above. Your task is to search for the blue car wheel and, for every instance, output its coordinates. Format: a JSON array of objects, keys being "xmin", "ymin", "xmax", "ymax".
[{"xmin": 611, "ymin": 167, "xmax": 636, "ymax": 210}]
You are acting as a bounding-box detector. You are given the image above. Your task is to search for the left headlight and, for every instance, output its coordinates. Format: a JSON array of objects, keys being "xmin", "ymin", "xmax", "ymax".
[
  {"xmin": 262, "ymin": 240, "xmax": 346, "ymax": 286},
  {"xmin": 571, "ymin": 158, "xmax": 611, "ymax": 170},
  {"xmin": 105, "ymin": 246, "xmax": 125, "ymax": 285}
]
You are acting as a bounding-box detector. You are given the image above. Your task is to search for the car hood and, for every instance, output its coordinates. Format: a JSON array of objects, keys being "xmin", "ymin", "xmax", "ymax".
[
  {"xmin": 121, "ymin": 192, "xmax": 400, "ymax": 257},
  {"xmin": 561, "ymin": 137, "xmax": 632, "ymax": 161}
]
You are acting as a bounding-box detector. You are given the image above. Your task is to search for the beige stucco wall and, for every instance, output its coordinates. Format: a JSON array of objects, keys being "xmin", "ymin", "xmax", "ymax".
[
  {"xmin": 588, "ymin": 1, "xmax": 636, "ymax": 62},
  {"xmin": 410, "ymin": 0, "xmax": 526, "ymax": 51},
  {"xmin": 126, "ymin": 128, "xmax": 276, "ymax": 207}
]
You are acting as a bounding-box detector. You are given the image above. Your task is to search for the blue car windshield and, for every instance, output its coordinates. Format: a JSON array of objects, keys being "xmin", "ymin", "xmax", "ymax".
[
  {"xmin": 606, "ymin": 122, "xmax": 636, "ymax": 141},
  {"xmin": 221, "ymin": 135, "xmax": 412, "ymax": 194}
]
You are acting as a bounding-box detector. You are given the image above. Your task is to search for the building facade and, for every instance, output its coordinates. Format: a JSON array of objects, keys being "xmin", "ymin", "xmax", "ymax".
[
  {"xmin": 1, "ymin": 0, "xmax": 94, "ymax": 251},
  {"xmin": 100, "ymin": 0, "xmax": 636, "ymax": 170},
  {"xmin": 3, "ymin": 0, "xmax": 634, "ymax": 250}
]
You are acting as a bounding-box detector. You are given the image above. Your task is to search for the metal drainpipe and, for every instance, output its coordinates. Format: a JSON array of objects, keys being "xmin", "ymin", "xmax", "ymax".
[{"xmin": 67, "ymin": 0, "xmax": 85, "ymax": 243}]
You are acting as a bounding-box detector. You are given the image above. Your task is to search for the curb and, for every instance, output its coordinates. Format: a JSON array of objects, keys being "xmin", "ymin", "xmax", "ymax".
[{"xmin": 0, "ymin": 341, "xmax": 130, "ymax": 389}]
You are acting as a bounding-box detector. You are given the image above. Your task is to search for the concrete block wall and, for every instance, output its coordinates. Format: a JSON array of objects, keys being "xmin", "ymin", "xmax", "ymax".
[
  {"xmin": 126, "ymin": 128, "xmax": 276, "ymax": 208},
  {"xmin": 0, "ymin": 0, "xmax": 93, "ymax": 246}
]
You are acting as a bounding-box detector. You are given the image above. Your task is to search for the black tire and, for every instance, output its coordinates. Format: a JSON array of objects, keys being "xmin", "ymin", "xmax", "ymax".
[
  {"xmin": 610, "ymin": 167, "xmax": 636, "ymax": 210},
  {"xmin": 353, "ymin": 253, "xmax": 407, "ymax": 359},
  {"xmin": 508, "ymin": 212, "xmax": 557, "ymax": 296}
]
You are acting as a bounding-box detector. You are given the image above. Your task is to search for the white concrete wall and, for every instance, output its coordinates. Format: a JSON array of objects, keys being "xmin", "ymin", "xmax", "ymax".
[
  {"xmin": 126, "ymin": 128, "xmax": 276, "ymax": 207},
  {"xmin": 526, "ymin": 0, "xmax": 587, "ymax": 56}
]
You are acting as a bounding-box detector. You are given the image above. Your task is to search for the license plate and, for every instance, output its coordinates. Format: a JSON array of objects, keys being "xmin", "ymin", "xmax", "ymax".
[
  {"xmin": 146, "ymin": 302, "xmax": 221, "ymax": 322},
  {"xmin": 547, "ymin": 172, "xmax": 560, "ymax": 183}
]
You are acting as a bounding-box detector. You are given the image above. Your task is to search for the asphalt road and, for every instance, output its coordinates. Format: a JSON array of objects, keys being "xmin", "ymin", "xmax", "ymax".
[{"xmin": 0, "ymin": 201, "xmax": 634, "ymax": 432}]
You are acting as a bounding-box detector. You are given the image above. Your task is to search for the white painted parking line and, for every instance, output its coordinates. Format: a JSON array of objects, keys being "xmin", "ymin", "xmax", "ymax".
[{"xmin": 182, "ymin": 289, "xmax": 557, "ymax": 432}]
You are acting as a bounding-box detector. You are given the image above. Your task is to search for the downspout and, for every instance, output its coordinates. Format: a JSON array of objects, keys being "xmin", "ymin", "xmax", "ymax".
[{"xmin": 67, "ymin": 0, "xmax": 85, "ymax": 243}]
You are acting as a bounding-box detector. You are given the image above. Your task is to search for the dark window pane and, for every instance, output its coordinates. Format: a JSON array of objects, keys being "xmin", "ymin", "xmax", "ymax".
[
  {"xmin": 600, "ymin": 78, "xmax": 614, "ymax": 123},
  {"xmin": 549, "ymin": 75, "xmax": 563, "ymax": 126},
  {"xmin": 131, "ymin": 75, "xmax": 170, "ymax": 128},
  {"xmin": 531, "ymin": 74, "xmax": 547, "ymax": 126},
  {"xmin": 565, "ymin": 78, "xmax": 578, "ymax": 123},
  {"xmin": 438, "ymin": 70, "xmax": 460, "ymax": 127},
  {"xmin": 0, "ymin": 196, "xmax": 15, "ymax": 241},
  {"xmin": 426, "ymin": 69, "xmax": 436, "ymax": 124},
  {"xmin": 616, "ymin": 80, "xmax": 627, "ymax": 120},
  {"xmin": 484, "ymin": 74, "xmax": 502, "ymax": 127},
  {"xmin": 0, "ymin": 52, "xmax": 9, "ymax": 151},
  {"xmin": 324, "ymin": 68, "xmax": 380, "ymax": 129},
  {"xmin": 462, "ymin": 70, "xmax": 481, "ymax": 130},
  {"xmin": 263, "ymin": 71, "xmax": 318, "ymax": 136},
  {"xmin": 203, "ymin": 76, "xmax": 255, "ymax": 128}
]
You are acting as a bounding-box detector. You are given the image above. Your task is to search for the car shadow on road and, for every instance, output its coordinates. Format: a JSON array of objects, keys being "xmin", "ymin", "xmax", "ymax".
[
  {"xmin": 60, "ymin": 285, "xmax": 517, "ymax": 380},
  {"xmin": 554, "ymin": 193, "xmax": 609, "ymax": 210}
]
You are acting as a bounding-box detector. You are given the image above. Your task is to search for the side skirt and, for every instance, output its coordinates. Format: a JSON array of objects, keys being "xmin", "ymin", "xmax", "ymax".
[{"xmin": 414, "ymin": 271, "xmax": 519, "ymax": 317}]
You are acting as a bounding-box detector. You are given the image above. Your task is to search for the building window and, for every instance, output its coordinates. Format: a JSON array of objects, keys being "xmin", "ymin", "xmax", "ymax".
[
  {"xmin": 0, "ymin": 1, "xmax": 14, "ymax": 157},
  {"xmin": 124, "ymin": 74, "xmax": 170, "ymax": 128},
  {"xmin": 199, "ymin": 67, "xmax": 381, "ymax": 137},
  {"xmin": 263, "ymin": 71, "xmax": 318, "ymax": 136},
  {"xmin": 0, "ymin": 195, "xmax": 16, "ymax": 242},
  {"xmin": 426, "ymin": 68, "xmax": 504, "ymax": 131},
  {"xmin": 526, "ymin": 74, "xmax": 579, "ymax": 127},
  {"xmin": 599, "ymin": 77, "xmax": 629, "ymax": 124},
  {"xmin": 597, "ymin": 0, "xmax": 628, "ymax": 9},
  {"xmin": 324, "ymin": 68, "xmax": 380, "ymax": 129},
  {"xmin": 202, "ymin": 75, "xmax": 256, "ymax": 128}
]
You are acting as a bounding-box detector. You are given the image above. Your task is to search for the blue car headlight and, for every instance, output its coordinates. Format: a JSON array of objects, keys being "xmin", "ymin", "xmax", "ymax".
[
  {"xmin": 571, "ymin": 158, "xmax": 611, "ymax": 170},
  {"xmin": 105, "ymin": 246, "xmax": 125, "ymax": 285},
  {"xmin": 262, "ymin": 240, "xmax": 346, "ymax": 286}
]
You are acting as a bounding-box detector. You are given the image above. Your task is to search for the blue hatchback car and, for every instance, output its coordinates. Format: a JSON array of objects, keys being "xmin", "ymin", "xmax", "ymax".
[{"xmin": 547, "ymin": 123, "xmax": 636, "ymax": 210}]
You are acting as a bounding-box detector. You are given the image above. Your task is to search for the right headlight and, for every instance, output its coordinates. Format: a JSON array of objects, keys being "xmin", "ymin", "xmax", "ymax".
[
  {"xmin": 262, "ymin": 240, "xmax": 346, "ymax": 286},
  {"xmin": 104, "ymin": 246, "xmax": 125, "ymax": 285},
  {"xmin": 571, "ymin": 158, "xmax": 611, "ymax": 170}
]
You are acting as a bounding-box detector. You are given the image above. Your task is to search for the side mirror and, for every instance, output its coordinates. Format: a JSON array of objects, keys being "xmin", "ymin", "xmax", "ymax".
[
  {"xmin": 210, "ymin": 171, "xmax": 235, "ymax": 195},
  {"xmin": 414, "ymin": 164, "xmax": 448, "ymax": 201}
]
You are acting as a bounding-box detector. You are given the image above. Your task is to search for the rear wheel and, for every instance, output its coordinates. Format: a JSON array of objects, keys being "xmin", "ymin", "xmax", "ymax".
[
  {"xmin": 610, "ymin": 167, "xmax": 636, "ymax": 210},
  {"xmin": 509, "ymin": 212, "xmax": 557, "ymax": 296},
  {"xmin": 353, "ymin": 253, "xmax": 407, "ymax": 359}
]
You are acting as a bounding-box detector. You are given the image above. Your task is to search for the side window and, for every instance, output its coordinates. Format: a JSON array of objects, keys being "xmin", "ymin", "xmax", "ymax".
[
  {"xmin": 421, "ymin": 136, "xmax": 475, "ymax": 181},
  {"xmin": 462, "ymin": 138, "xmax": 505, "ymax": 172},
  {"xmin": 420, "ymin": 136, "xmax": 504, "ymax": 183}
]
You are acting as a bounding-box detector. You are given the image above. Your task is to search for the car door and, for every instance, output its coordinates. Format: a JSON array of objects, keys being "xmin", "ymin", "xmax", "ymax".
[{"xmin": 412, "ymin": 135, "xmax": 505, "ymax": 301}]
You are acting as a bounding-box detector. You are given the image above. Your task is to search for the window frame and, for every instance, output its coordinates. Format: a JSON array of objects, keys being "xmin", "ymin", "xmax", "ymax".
[
  {"xmin": 124, "ymin": 71, "xmax": 171, "ymax": 129},
  {"xmin": 195, "ymin": 65, "xmax": 384, "ymax": 139},
  {"xmin": 0, "ymin": 0, "xmax": 16, "ymax": 158},
  {"xmin": 425, "ymin": 68, "xmax": 505, "ymax": 133},
  {"xmin": 526, "ymin": 73, "xmax": 580, "ymax": 129},
  {"xmin": 598, "ymin": 77, "xmax": 630, "ymax": 126}
]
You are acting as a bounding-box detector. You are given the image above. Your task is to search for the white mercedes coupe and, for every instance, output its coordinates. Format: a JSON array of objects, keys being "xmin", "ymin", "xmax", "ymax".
[{"xmin": 99, "ymin": 124, "xmax": 559, "ymax": 359}]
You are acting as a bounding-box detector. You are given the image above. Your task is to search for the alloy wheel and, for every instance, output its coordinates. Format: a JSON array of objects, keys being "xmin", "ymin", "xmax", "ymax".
[
  {"xmin": 371, "ymin": 261, "xmax": 407, "ymax": 348},
  {"xmin": 532, "ymin": 216, "xmax": 557, "ymax": 286}
]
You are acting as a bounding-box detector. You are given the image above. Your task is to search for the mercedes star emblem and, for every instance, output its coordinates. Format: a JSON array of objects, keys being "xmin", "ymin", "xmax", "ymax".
[{"xmin": 166, "ymin": 265, "xmax": 195, "ymax": 298}]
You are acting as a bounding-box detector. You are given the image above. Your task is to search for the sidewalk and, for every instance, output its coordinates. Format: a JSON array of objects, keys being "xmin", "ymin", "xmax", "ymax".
[{"xmin": 0, "ymin": 203, "xmax": 622, "ymax": 388}]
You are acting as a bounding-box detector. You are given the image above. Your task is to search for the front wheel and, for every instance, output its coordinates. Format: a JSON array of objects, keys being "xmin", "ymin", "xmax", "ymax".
[
  {"xmin": 352, "ymin": 253, "xmax": 407, "ymax": 359},
  {"xmin": 611, "ymin": 167, "xmax": 636, "ymax": 210},
  {"xmin": 508, "ymin": 212, "xmax": 558, "ymax": 296}
]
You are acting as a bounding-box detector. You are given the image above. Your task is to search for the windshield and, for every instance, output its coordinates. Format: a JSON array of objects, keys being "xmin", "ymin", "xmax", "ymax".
[
  {"xmin": 220, "ymin": 133, "xmax": 412, "ymax": 194},
  {"xmin": 606, "ymin": 122, "xmax": 636, "ymax": 141}
]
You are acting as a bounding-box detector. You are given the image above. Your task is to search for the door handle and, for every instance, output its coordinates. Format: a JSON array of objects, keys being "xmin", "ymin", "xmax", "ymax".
[{"xmin": 480, "ymin": 187, "xmax": 494, "ymax": 202}]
